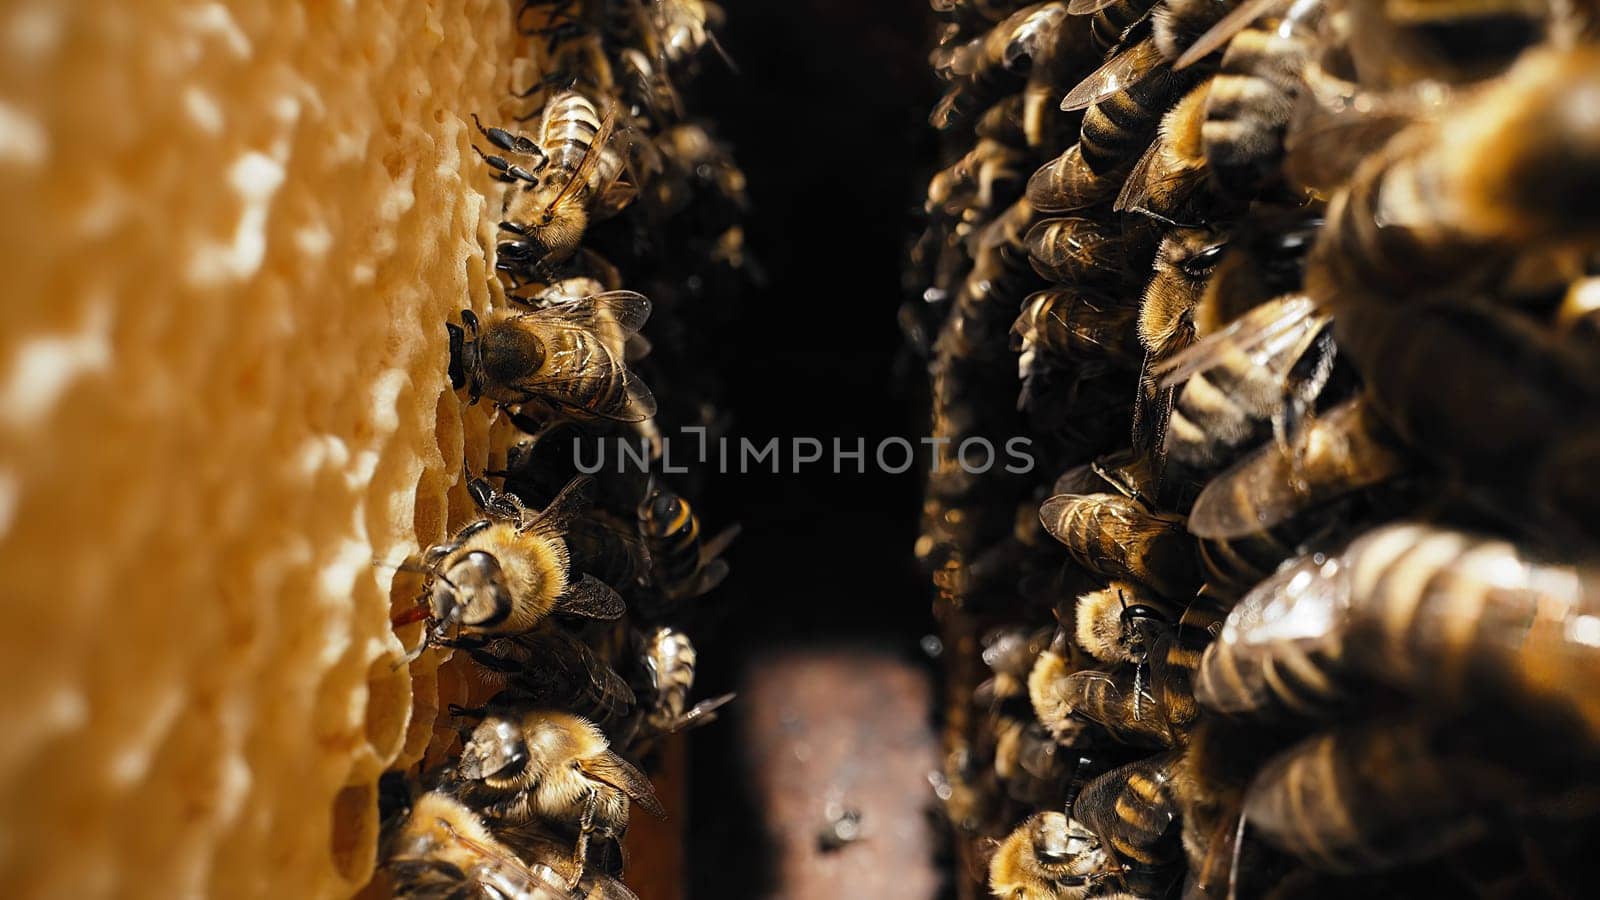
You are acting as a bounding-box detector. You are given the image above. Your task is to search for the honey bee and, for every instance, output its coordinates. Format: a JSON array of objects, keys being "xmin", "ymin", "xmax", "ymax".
[
  {"xmin": 617, "ymin": 47, "xmax": 683, "ymax": 126},
  {"xmin": 1157, "ymin": 293, "xmax": 1336, "ymax": 484},
  {"xmin": 636, "ymin": 482, "xmax": 738, "ymax": 604},
  {"xmin": 1072, "ymin": 580, "xmax": 1177, "ymax": 667},
  {"xmin": 1186, "ymin": 395, "xmax": 1405, "ymax": 540},
  {"xmin": 931, "ymin": 3, "xmax": 1076, "ymax": 130},
  {"xmin": 635, "ymin": 626, "xmax": 734, "ymax": 738},
  {"xmin": 646, "ymin": 0, "xmax": 726, "ymax": 69},
  {"xmin": 1115, "ymin": 77, "xmax": 1253, "ymax": 224},
  {"xmin": 497, "ymin": 421, "xmax": 653, "ymax": 518},
  {"xmin": 474, "ymin": 91, "xmax": 634, "ymax": 280},
  {"xmin": 993, "ymin": 712, "xmax": 1079, "ymax": 807},
  {"xmin": 1039, "ymin": 491, "xmax": 1201, "ymax": 600},
  {"xmin": 1071, "ymin": 750, "xmax": 1184, "ymax": 889},
  {"xmin": 980, "ymin": 624, "xmax": 1057, "ymax": 709},
  {"xmin": 447, "ymin": 291, "xmax": 656, "ymax": 423},
  {"xmin": 1026, "ymin": 143, "xmax": 1126, "ymax": 213},
  {"xmin": 1073, "ymin": 0, "xmax": 1161, "ymax": 59},
  {"xmin": 1012, "ymin": 289, "xmax": 1145, "ymax": 374},
  {"xmin": 1170, "ymin": 716, "xmax": 1293, "ymax": 899},
  {"xmin": 1134, "ymin": 226, "xmax": 1228, "ymax": 460},
  {"xmin": 1024, "ymin": 216, "xmax": 1128, "ymax": 284},
  {"xmin": 1201, "ymin": 522, "xmax": 1600, "ymax": 739},
  {"xmin": 928, "ymin": 138, "xmax": 1031, "ymax": 223},
  {"xmin": 988, "ymin": 812, "xmax": 1115, "ymax": 900},
  {"xmin": 1052, "ymin": 639, "xmax": 1202, "ymax": 747},
  {"xmin": 1305, "ymin": 47, "xmax": 1600, "ymax": 540},
  {"xmin": 562, "ymin": 512, "xmax": 653, "ymax": 597},
  {"xmin": 1174, "ymin": 0, "xmax": 1326, "ymax": 200},
  {"xmin": 502, "ymin": 826, "xmax": 643, "ymax": 900},
  {"xmin": 1029, "ymin": 628, "xmax": 1098, "ymax": 745},
  {"xmin": 1152, "ymin": 0, "xmax": 1235, "ymax": 64},
  {"xmin": 457, "ymin": 628, "xmax": 637, "ymax": 727},
  {"xmin": 1063, "ymin": 0, "xmax": 1225, "ymax": 170},
  {"xmin": 452, "ymin": 709, "xmax": 666, "ymax": 882},
  {"xmin": 383, "ymin": 790, "xmax": 623, "ymax": 900},
  {"xmin": 403, "ymin": 475, "xmax": 624, "ymax": 661},
  {"xmin": 1063, "ymin": 35, "xmax": 1196, "ymax": 178},
  {"xmin": 1243, "ymin": 718, "xmax": 1559, "ymax": 873},
  {"xmin": 934, "ymin": 3, "xmax": 1073, "ymax": 88}
]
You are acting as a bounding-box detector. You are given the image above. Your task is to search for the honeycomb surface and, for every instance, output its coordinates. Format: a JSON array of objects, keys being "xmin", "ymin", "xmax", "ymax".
[{"xmin": 0, "ymin": 2, "xmax": 520, "ymax": 895}]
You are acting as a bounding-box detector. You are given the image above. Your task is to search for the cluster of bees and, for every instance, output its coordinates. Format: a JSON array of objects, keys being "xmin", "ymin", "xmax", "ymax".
[
  {"xmin": 910, "ymin": 0, "xmax": 1600, "ymax": 897},
  {"xmin": 377, "ymin": 2, "xmax": 746, "ymax": 898}
]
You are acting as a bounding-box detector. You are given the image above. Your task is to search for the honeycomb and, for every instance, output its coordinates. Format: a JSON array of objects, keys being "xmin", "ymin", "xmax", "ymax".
[{"xmin": 0, "ymin": 2, "xmax": 525, "ymax": 895}]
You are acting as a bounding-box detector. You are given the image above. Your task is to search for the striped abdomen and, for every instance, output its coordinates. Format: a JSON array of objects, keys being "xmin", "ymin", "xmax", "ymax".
[
  {"xmin": 1074, "ymin": 751, "xmax": 1182, "ymax": 866},
  {"xmin": 526, "ymin": 324, "xmax": 632, "ymax": 418},
  {"xmin": 1040, "ymin": 492, "xmax": 1202, "ymax": 599},
  {"xmin": 1244, "ymin": 720, "xmax": 1516, "ymax": 872},
  {"xmin": 537, "ymin": 90, "xmax": 624, "ymax": 200},
  {"xmin": 1015, "ymin": 290, "xmax": 1142, "ymax": 365},
  {"xmin": 639, "ymin": 488, "xmax": 705, "ymax": 596},
  {"xmin": 1081, "ymin": 64, "xmax": 1194, "ymax": 174},
  {"xmin": 1089, "ymin": 0, "xmax": 1160, "ymax": 57}
]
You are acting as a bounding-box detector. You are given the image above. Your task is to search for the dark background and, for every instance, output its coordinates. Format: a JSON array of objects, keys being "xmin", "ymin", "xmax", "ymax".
[{"xmin": 685, "ymin": 1, "xmax": 943, "ymax": 895}]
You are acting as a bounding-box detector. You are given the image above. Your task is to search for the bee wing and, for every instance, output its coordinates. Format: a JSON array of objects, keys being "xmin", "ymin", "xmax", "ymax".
[
  {"xmin": 700, "ymin": 522, "xmax": 741, "ymax": 564},
  {"xmin": 543, "ymin": 100, "xmax": 618, "ymax": 217},
  {"xmin": 1154, "ymin": 294, "xmax": 1323, "ymax": 388},
  {"xmin": 684, "ymin": 559, "xmax": 730, "ymax": 599},
  {"xmin": 1114, "ymin": 132, "xmax": 1208, "ymax": 220},
  {"xmin": 439, "ymin": 828, "xmax": 571, "ymax": 899},
  {"xmin": 1067, "ymin": 0, "xmax": 1122, "ymax": 13},
  {"xmin": 478, "ymin": 861, "xmax": 574, "ymax": 900},
  {"xmin": 1061, "ymin": 36, "xmax": 1162, "ymax": 111},
  {"xmin": 535, "ymin": 289, "xmax": 653, "ymax": 338},
  {"xmin": 508, "ymin": 629, "xmax": 636, "ymax": 719},
  {"xmin": 1175, "ymin": 0, "xmax": 1283, "ymax": 69},
  {"xmin": 531, "ymin": 474, "xmax": 595, "ymax": 533},
  {"xmin": 1132, "ymin": 358, "xmax": 1176, "ymax": 468},
  {"xmin": 662, "ymin": 692, "xmax": 736, "ymax": 734},
  {"xmin": 1189, "ymin": 398, "xmax": 1400, "ymax": 539},
  {"xmin": 551, "ymin": 573, "xmax": 626, "ymax": 620},
  {"xmin": 580, "ymin": 874, "xmax": 643, "ymax": 900},
  {"xmin": 1060, "ymin": 668, "xmax": 1125, "ymax": 718},
  {"xmin": 579, "ymin": 750, "xmax": 667, "ymax": 819},
  {"xmin": 524, "ymin": 338, "xmax": 658, "ymax": 423}
]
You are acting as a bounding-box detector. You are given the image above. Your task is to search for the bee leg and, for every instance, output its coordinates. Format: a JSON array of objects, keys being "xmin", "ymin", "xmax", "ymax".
[
  {"xmin": 469, "ymin": 113, "xmax": 541, "ymax": 159},
  {"xmin": 470, "ymin": 146, "xmax": 541, "ymax": 185},
  {"xmin": 569, "ymin": 788, "xmax": 600, "ymax": 888},
  {"xmin": 514, "ymin": 0, "xmax": 577, "ymax": 36}
]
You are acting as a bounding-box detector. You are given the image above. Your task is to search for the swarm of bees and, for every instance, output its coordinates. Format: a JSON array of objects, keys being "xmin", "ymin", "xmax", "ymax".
[
  {"xmin": 911, "ymin": 0, "xmax": 1600, "ymax": 897},
  {"xmin": 380, "ymin": 1, "xmax": 745, "ymax": 897}
]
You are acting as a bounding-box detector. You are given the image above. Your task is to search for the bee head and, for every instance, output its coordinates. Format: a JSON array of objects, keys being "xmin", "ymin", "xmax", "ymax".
[
  {"xmin": 449, "ymin": 310, "xmax": 483, "ymax": 402},
  {"xmin": 639, "ymin": 488, "xmax": 683, "ymax": 531},
  {"xmin": 1030, "ymin": 813, "xmax": 1099, "ymax": 873},
  {"xmin": 435, "ymin": 550, "xmax": 513, "ymax": 630},
  {"xmin": 1118, "ymin": 589, "xmax": 1168, "ymax": 659},
  {"xmin": 458, "ymin": 717, "xmax": 530, "ymax": 786}
]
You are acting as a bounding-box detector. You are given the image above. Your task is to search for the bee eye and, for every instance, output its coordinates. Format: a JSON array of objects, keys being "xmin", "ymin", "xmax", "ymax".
[
  {"xmin": 1036, "ymin": 846, "xmax": 1072, "ymax": 864},
  {"xmin": 1180, "ymin": 243, "xmax": 1227, "ymax": 277},
  {"xmin": 497, "ymin": 239, "xmax": 533, "ymax": 259}
]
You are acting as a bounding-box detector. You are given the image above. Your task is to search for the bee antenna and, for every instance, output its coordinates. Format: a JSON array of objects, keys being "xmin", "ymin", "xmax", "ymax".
[{"xmin": 372, "ymin": 557, "xmax": 430, "ymax": 575}]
